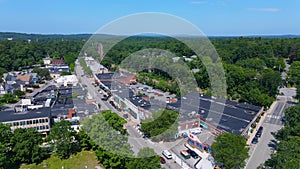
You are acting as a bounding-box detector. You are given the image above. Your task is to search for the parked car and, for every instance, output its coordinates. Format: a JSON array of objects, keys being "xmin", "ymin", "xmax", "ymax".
[
  {"xmin": 251, "ymin": 136, "xmax": 259, "ymax": 144},
  {"xmin": 162, "ymin": 150, "xmax": 172, "ymax": 159},
  {"xmin": 187, "ymin": 149, "xmax": 199, "ymax": 159},
  {"xmin": 160, "ymin": 156, "xmax": 166, "ymax": 164},
  {"xmin": 256, "ymin": 126, "xmax": 264, "ymax": 137},
  {"xmin": 101, "ymin": 95, "xmax": 108, "ymax": 101},
  {"xmin": 180, "ymin": 150, "xmax": 191, "ymax": 159}
]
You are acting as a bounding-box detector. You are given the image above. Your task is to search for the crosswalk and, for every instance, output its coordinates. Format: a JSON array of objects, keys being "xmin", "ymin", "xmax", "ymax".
[
  {"xmin": 264, "ymin": 114, "xmax": 283, "ymax": 125},
  {"xmin": 266, "ymin": 114, "xmax": 281, "ymax": 120}
]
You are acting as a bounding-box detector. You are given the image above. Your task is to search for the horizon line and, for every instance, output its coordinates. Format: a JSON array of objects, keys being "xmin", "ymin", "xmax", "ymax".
[{"xmin": 0, "ymin": 31, "xmax": 300, "ymax": 38}]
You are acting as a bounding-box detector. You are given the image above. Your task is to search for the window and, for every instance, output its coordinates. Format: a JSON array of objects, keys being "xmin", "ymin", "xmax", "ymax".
[
  {"xmin": 27, "ymin": 120, "xmax": 32, "ymax": 125},
  {"xmin": 33, "ymin": 120, "xmax": 36, "ymax": 124},
  {"xmin": 41, "ymin": 119, "xmax": 45, "ymax": 123},
  {"xmin": 45, "ymin": 118, "xmax": 48, "ymax": 123},
  {"xmin": 35, "ymin": 119, "xmax": 39, "ymax": 124}
]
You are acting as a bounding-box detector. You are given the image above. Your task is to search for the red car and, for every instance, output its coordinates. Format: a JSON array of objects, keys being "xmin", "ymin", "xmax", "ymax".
[{"xmin": 160, "ymin": 156, "xmax": 166, "ymax": 164}]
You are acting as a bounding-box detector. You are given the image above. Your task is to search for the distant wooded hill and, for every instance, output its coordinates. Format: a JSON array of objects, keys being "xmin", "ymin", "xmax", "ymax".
[{"xmin": 0, "ymin": 32, "xmax": 92, "ymax": 41}]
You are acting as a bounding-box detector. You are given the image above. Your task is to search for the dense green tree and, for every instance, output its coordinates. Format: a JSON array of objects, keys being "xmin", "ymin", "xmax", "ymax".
[
  {"xmin": 0, "ymin": 123, "xmax": 14, "ymax": 168},
  {"xmin": 95, "ymin": 147, "xmax": 127, "ymax": 169},
  {"xmin": 0, "ymin": 94, "xmax": 19, "ymax": 104},
  {"xmin": 48, "ymin": 120, "xmax": 79, "ymax": 159},
  {"xmin": 0, "ymin": 67, "xmax": 7, "ymax": 83},
  {"xmin": 13, "ymin": 90, "xmax": 25, "ymax": 98},
  {"xmin": 266, "ymin": 136, "xmax": 300, "ymax": 169},
  {"xmin": 10, "ymin": 128, "xmax": 46, "ymax": 164},
  {"xmin": 287, "ymin": 61, "xmax": 300, "ymax": 85},
  {"xmin": 236, "ymin": 58, "xmax": 266, "ymax": 71},
  {"xmin": 261, "ymin": 69, "xmax": 282, "ymax": 97},
  {"xmin": 76, "ymin": 130, "xmax": 95, "ymax": 151},
  {"xmin": 32, "ymin": 67, "xmax": 50, "ymax": 80},
  {"xmin": 141, "ymin": 109, "xmax": 179, "ymax": 141},
  {"xmin": 276, "ymin": 103, "xmax": 300, "ymax": 140},
  {"xmin": 296, "ymin": 85, "xmax": 300, "ymax": 100},
  {"xmin": 211, "ymin": 133, "xmax": 249, "ymax": 169},
  {"xmin": 126, "ymin": 148, "xmax": 161, "ymax": 169},
  {"xmin": 101, "ymin": 110, "xmax": 127, "ymax": 135},
  {"xmin": 81, "ymin": 113, "xmax": 132, "ymax": 157},
  {"xmin": 0, "ymin": 123, "xmax": 12, "ymax": 144}
]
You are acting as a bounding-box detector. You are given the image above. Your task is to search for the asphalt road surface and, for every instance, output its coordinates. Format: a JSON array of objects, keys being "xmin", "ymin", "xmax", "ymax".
[
  {"xmin": 245, "ymin": 97, "xmax": 291, "ymax": 169},
  {"xmin": 75, "ymin": 60, "xmax": 182, "ymax": 169}
]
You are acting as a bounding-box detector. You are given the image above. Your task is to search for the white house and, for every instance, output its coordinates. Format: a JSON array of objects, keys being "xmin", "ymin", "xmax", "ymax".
[{"xmin": 55, "ymin": 75, "xmax": 78, "ymax": 86}]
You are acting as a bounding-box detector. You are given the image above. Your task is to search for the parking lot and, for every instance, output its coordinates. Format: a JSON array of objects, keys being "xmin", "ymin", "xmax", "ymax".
[{"xmin": 171, "ymin": 141, "xmax": 199, "ymax": 169}]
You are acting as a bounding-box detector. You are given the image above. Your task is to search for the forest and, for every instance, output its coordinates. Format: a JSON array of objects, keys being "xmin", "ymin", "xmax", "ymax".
[
  {"xmin": 1, "ymin": 33, "xmax": 300, "ymax": 108},
  {"xmin": 95, "ymin": 36, "xmax": 300, "ymax": 107},
  {"xmin": 1, "ymin": 33, "xmax": 300, "ymax": 168}
]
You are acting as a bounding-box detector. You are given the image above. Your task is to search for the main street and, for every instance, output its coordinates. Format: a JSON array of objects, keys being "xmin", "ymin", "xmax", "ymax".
[
  {"xmin": 245, "ymin": 96, "xmax": 295, "ymax": 169},
  {"xmin": 245, "ymin": 58, "xmax": 297, "ymax": 169},
  {"xmin": 75, "ymin": 59, "xmax": 182, "ymax": 169}
]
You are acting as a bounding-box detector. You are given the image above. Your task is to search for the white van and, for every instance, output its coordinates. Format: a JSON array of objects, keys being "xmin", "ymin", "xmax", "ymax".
[{"xmin": 162, "ymin": 150, "xmax": 172, "ymax": 159}]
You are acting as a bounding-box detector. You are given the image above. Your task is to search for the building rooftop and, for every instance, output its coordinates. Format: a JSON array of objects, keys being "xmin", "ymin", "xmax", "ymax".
[
  {"xmin": 52, "ymin": 59, "xmax": 64, "ymax": 65},
  {"xmin": 99, "ymin": 75, "xmax": 262, "ymax": 135},
  {"xmin": 168, "ymin": 93, "xmax": 262, "ymax": 134},
  {"xmin": 96, "ymin": 72, "xmax": 133, "ymax": 80},
  {"xmin": 0, "ymin": 107, "xmax": 51, "ymax": 122}
]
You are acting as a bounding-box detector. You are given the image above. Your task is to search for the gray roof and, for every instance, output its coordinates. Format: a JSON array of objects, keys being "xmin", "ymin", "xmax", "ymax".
[
  {"xmin": 96, "ymin": 72, "xmax": 134, "ymax": 81},
  {"xmin": 0, "ymin": 107, "xmax": 51, "ymax": 122},
  {"xmin": 168, "ymin": 93, "xmax": 262, "ymax": 134},
  {"xmin": 99, "ymin": 79, "xmax": 262, "ymax": 135}
]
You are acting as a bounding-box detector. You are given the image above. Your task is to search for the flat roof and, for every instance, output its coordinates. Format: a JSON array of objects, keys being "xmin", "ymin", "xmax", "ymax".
[
  {"xmin": 168, "ymin": 93, "xmax": 262, "ymax": 134},
  {"xmin": 104, "ymin": 81, "xmax": 152, "ymax": 109},
  {"xmin": 96, "ymin": 72, "xmax": 134, "ymax": 81},
  {"xmin": 0, "ymin": 107, "xmax": 51, "ymax": 122},
  {"xmin": 100, "ymin": 79, "xmax": 262, "ymax": 135}
]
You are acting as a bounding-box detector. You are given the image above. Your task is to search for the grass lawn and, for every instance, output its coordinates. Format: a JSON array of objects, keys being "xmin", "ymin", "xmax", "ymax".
[{"xmin": 20, "ymin": 150, "xmax": 102, "ymax": 169}]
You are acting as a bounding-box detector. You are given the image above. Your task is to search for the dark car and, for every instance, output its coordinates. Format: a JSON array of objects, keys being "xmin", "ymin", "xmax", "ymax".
[
  {"xmin": 101, "ymin": 95, "xmax": 108, "ymax": 101},
  {"xmin": 160, "ymin": 156, "xmax": 166, "ymax": 164},
  {"xmin": 187, "ymin": 149, "xmax": 199, "ymax": 159},
  {"xmin": 256, "ymin": 126, "xmax": 264, "ymax": 137},
  {"xmin": 251, "ymin": 136, "xmax": 259, "ymax": 144}
]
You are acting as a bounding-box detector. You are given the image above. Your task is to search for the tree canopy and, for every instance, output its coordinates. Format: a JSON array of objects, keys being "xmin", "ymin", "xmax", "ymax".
[
  {"xmin": 0, "ymin": 123, "xmax": 46, "ymax": 168},
  {"xmin": 264, "ymin": 104, "xmax": 300, "ymax": 168},
  {"xmin": 141, "ymin": 109, "xmax": 179, "ymax": 142},
  {"xmin": 211, "ymin": 133, "xmax": 249, "ymax": 169},
  {"xmin": 47, "ymin": 120, "xmax": 79, "ymax": 159},
  {"xmin": 126, "ymin": 148, "xmax": 161, "ymax": 169}
]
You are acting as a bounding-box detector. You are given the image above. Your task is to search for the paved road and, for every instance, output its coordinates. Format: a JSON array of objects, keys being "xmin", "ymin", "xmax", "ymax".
[
  {"xmin": 265, "ymin": 102, "xmax": 285, "ymax": 125},
  {"xmin": 245, "ymin": 122, "xmax": 282, "ymax": 169},
  {"xmin": 75, "ymin": 59, "xmax": 182, "ymax": 169},
  {"xmin": 245, "ymin": 97, "xmax": 294, "ymax": 168},
  {"xmin": 245, "ymin": 59, "xmax": 297, "ymax": 169}
]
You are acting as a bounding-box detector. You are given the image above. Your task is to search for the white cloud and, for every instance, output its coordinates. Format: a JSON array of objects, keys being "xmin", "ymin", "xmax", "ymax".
[
  {"xmin": 247, "ymin": 8, "xmax": 280, "ymax": 12},
  {"xmin": 190, "ymin": 1, "xmax": 208, "ymax": 5}
]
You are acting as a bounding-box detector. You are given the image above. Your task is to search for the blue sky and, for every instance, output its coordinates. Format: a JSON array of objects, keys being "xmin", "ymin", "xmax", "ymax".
[{"xmin": 0, "ymin": 0, "xmax": 299, "ymax": 36}]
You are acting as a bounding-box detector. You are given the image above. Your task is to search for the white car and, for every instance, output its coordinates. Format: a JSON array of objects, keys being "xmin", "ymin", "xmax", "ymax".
[{"xmin": 162, "ymin": 150, "xmax": 172, "ymax": 159}]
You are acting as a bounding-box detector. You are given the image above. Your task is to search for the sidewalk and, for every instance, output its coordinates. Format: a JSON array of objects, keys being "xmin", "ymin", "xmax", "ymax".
[{"xmin": 246, "ymin": 101, "xmax": 277, "ymax": 145}]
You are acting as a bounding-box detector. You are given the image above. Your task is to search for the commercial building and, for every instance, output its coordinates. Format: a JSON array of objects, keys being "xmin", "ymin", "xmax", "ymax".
[{"xmin": 0, "ymin": 107, "xmax": 51, "ymax": 136}]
